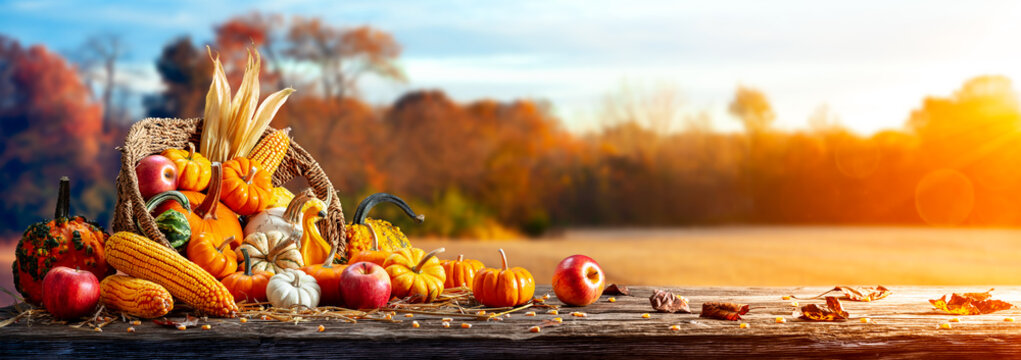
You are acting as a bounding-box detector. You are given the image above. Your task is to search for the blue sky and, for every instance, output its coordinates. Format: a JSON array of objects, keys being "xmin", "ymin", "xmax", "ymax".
[{"xmin": 3, "ymin": 0, "xmax": 1021, "ymax": 134}]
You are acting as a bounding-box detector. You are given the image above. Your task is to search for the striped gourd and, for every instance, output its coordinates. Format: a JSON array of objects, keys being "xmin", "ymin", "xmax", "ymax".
[
  {"xmin": 100, "ymin": 275, "xmax": 173, "ymax": 318},
  {"xmin": 105, "ymin": 232, "xmax": 238, "ymax": 317},
  {"xmin": 248, "ymin": 127, "xmax": 290, "ymax": 175}
]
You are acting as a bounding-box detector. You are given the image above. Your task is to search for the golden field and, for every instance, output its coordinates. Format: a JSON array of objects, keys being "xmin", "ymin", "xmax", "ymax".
[{"xmin": 4, "ymin": 226, "xmax": 1021, "ymax": 307}]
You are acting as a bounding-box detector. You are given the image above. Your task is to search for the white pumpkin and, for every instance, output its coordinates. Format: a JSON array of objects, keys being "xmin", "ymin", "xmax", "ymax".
[
  {"xmin": 244, "ymin": 191, "xmax": 313, "ymax": 237},
  {"xmin": 267, "ymin": 268, "xmax": 321, "ymax": 308}
]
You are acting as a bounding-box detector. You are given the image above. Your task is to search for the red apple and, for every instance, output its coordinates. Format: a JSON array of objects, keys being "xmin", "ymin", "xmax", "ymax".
[
  {"xmin": 339, "ymin": 262, "xmax": 391, "ymax": 310},
  {"xmin": 41, "ymin": 266, "xmax": 101, "ymax": 320},
  {"xmin": 552, "ymin": 255, "xmax": 606, "ymax": 306},
  {"xmin": 136, "ymin": 154, "xmax": 178, "ymax": 199}
]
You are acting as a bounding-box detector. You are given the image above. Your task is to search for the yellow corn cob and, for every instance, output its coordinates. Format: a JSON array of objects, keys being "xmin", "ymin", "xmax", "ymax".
[
  {"xmin": 268, "ymin": 186, "xmax": 295, "ymax": 208},
  {"xmin": 248, "ymin": 127, "xmax": 290, "ymax": 175},
  {"xmin": 100, "ymin": 275, "xmax": 173, "ymax": 318},
  {"xmin": 105, "ymin": 232, "xmax": 238, "ymax": 317}
]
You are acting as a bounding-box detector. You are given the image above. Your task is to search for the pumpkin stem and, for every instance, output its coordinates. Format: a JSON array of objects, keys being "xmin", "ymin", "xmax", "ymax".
[
  {"xmin": 195, "ymin": 162, "xmax": 223, "ymax": 220},
  {"xmin": 322, "ymin": 243, "xmax": 338, "ymax": 268},
  {"xmin": 498, "ymin": 249, "xmax": 508, "ymax": 271},
  {"xmin": 413, "ymin": 248, "xmax": 445, "ymax": 273},
  {"xmin": 290, "ymin": 270, "xmax": 303, "ymax": 288},
  {"xmin": 55, "ymin": 176, "xmax": 70, "ymax": 219},
  {"xmin": 368, "ymin": 224, "xmax": 381, "ymax": 252},
  {"xmin": 282, "ymin": 189, "xmax": 314, "ymax": 225},
  {"xmin": 216, "ymin": 236, "xmax": 235, "ymax": 253},
  {"xmin": 241, "ymin": 248, "xmax": 253, "ymax": 276},
  {"xmin": 458, "ymin": 254, "xmax": 464, "ymax": 262},
  {"xmin": 242, "ymin": 165, "xmax": 257, "ymax": 184},
  {"xmin": 351, "ymin": 193, "xmax": 425, "ymax": 226},
  {"xmin": 186, "ymin": 142, "xmax": 197, "ymax": 160}
]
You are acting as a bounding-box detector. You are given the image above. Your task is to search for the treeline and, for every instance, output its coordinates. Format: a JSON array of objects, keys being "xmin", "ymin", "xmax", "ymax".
[{"xmin": 1, "ymin": 13, "xmax": 1019, "ymax": 240}]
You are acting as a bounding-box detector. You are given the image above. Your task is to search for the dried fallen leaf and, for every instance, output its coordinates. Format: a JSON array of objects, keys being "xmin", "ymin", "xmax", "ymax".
[
  {"xmin": 699, "ymin": 302, "xmax": 749, "ymax": 321},
  {"xmin": 792, "ymin": 286, "xmax": 891, "ymax": 302},
  {"xmin": 650, "ymin": 289, "xmax": 691, "ymax": 313},
  {"xmin": 604, "ymin": 284, "xmax": 631, "ymax": 296},
  {"xmin": 930, "ymin": 289, "xmax": 1014, "ymax": 315},
  {"xmin": 797, "ymin": 296, "xmax": 849, "ymax": 321},
  {"xmin": 152, "ymin": 314, "xmax": 200, "ymax": 329}
]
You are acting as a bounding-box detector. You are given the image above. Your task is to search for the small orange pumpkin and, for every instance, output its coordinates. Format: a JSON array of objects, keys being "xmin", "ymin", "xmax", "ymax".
[
  {"xmin": 222, "ymin": 248, "xmax": 272, "ymax": 302},
  {"xmin": 348, "ymin": 225, "xmax": 390, "ymax": 267},
  {"xmin": 162, "ymin": 143, "xmax": 212, "ymax": 192},
  {"xmin": 187, "ymin": 232, "xmax": 238, "ymax": 279},
  {"xmin": 221, "ymin": 157, "xmax": 273, "ymax": 216},
  {"xmin": 441, "ymin": 255, "xmax": 484, "ymax": 290},
  {"xmin": 300, "ymin": 245, "xmax": 347, "ymax": 306},
  {"xmin": 384, "ymin": 247, "xmax": 446, "ymax": 303},
  {"xmin": 153, "ymin": 162, "xmax": 244, "ymax": 248},
  {"xmin": 472, "ymin": 249, "xmax": 535, "ymax": 308}
]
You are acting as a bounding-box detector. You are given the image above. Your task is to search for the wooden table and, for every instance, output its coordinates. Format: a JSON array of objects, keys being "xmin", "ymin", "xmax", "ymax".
[{"xmin": 4, "ymin": 285, "xmax": 1021, "ymax": 358}]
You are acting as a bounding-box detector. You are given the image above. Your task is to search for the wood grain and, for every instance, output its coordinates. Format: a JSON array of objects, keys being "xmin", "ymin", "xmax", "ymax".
[{"xmin": 5, "ymin": 285, "xmax": 1021, "ymax": 358}]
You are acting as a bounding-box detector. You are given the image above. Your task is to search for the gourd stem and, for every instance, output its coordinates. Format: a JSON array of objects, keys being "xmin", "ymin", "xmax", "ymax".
[
  {"xmin": 291, "ymin": 270, "xmax": 302, "ymax": 288},
  {"xmin": 351, "ymin": 193, "xmax": 425, "ymax": 225},
  {"xmin": 195, "ymin": 162, "xmax": 223, "ymax": 220},
  {"xmin": 322, "ymin": 243, "xmax": 338, "ymax": 268},
  {"xmin": 186, "ymin": 142, "xmax": 197, "ymax": 160},
  {"xmin": 413, "ymin": 248, "xmax": 445, "ymax": 273},
  {"xmin": 282, "ymin": 190, "xmax": 314, "ymax": 225},
  {"xmin": 216, "ymin": 236, "xmax": 235, "ymax": 253},
  {"xmin": 241, "ymin": 248, "xmax": 253, "ymax": 276},
  {"xmin": 55, "ymin": 177, "xmax": 70, "ymax": 219},
  {"xmin": 498, "ymin": 249, "xmax": 508, "ymax": 271},
  {"xmin": 136, "ymin": 190, "xmax": 191, "ymax": 234}
]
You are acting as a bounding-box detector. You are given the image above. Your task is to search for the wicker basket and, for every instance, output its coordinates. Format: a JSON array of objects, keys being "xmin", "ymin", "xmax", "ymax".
[{"xmin": 112, "ymin": 117, "xmax": 347, "ymax": 255}]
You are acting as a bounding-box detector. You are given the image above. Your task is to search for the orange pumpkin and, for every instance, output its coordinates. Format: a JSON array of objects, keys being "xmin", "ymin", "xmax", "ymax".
[
  {"xmin": 384, "ymin": 247, "xmax": 446, "ymax": 303},
  {"xmin": 347, "ymin": 226, "xmax": 389, "ymax": 267},
  {"xmin": 472, "ymin": 249, "xmax": 534, "ymax": 308},
  {"xmin": 187, "ymin": 232, "xmax": 238, "ymax": 279},
  {"xmin": 300, "ymin": 245, "xmax": 347, "ymax": 306},
  {"xmin": 222, "ymin": 248, "xmax": 272, "ymax": 303},
  {"xmin": 154, "ymin": 162, "xmax": 244, "ymax": 248},
  {"xmin": 441, "ymin": 255, "xmax": 485, "ymax": 290},
  {"xmin": 221, "ymin": 157, "xmax": 273, "ymax": 216},
  {"xmin": 162, "ymin": 143, "xmax": 212, "ymax": 192}
]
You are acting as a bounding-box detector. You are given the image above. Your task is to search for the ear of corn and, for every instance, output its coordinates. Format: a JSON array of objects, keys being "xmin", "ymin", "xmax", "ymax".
[
  {"xmin": 100, "ymin": 275, "xmax": 174, "ymax": 319},
  {"xmin": 105, "ymin": 232, "xmax": 238, "ymax": 317},
  {"xmin": 248, "ymin": 127, "xmax": 291, "ymax": 176}
]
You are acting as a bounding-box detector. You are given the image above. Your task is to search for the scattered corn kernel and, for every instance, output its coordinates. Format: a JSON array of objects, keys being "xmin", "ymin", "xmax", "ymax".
[
  {"xmin": 548, "ymin": 310, "xmax": 559, "ymax": 315},
  {"xmin": 790, "ymin": 301, "xmax": 799, "ymax": 307},
  {"xmin": 940, "ymin": 323, "xmax": 952, "ymax": 330},
  {"xmin": 442, "ymin": 322, "xmax": 451, "ymax": 328},
  {"xmin": 202, "ymin": 324, "xmax": 211, "ymax": 330},
  {"xmin": 461, "ymin": 323, "xmax": 472, "ymax": 329},
  {"xmin": 529, "ymin": 326, "xmax": 541, "ymax": 333},
  {"xmin": 442, "ymin": 317, "xmax": 453, "ymax": 322},
  {"xmin": 608, "ymin": 297, "xmax": 617, "ymax": 303},
  {"xmin": 412, "ymin": 321, "xmax": 420, "ymax": 328},
  {"xmin": 93, "ymin": 327, "xmax": 102, "ymax": 333},
  {"xmin": 240, "ymin": 318, "xmax": 248, "ymax": 323},
  {"xmin": 404, "ymin": 314, "xmax": 414, "ymax": 318},
  {"xmin": 739, "ymin": 323, "xmax": 750, "ymax": 329},
  {"xmin": 476, "ymin": 310, "xmax": 486, "ymax": 316},
  {"xmin": 317, "ymin": 325, "xmax": 325, "ymax": 332},
  {"xmin": 525, "ymin": 311, "xmax": 536, "ymax": 317},
  {"xmin": 552, "ymin": 317, "xmax": 563, "ymax": 323},
  {"xmin": 261, "ymin": 315, "xmax": 270, "ymax": 320},
  {"xmin": 669, "ymin": 325, "xmax": 681, "ymax": 331},
  {"xmin": 782, "ymin": 295, "xmax": 792, "ymax": 300},
  {"xmin": 389, "ymin": 311, "xmax": 396, "ymax": 316},
  {"xmin": 543, "ymin": 294, "xmax": 551, "ymax": 300},
  {"xmin": 642, "ymin": 313, "xmax": 651, "ymax": 319},
  {"xmin": 572, "ymin": 312, "xmax": 586, "ymax": 317},
  {"xmin": 775, "ymin": 317, "xmax": 786, "ymax": 324},
  {"xmin": 505, "ymin": 314, "xmax": 511, "ymax": 318},
  {"xmin": 949, "ymin": 318, "xmax": 960, "ymax": 323},
  {"xmin": 126, "ymin": 327, "xmax": 135, "ymax": 333},
  {"xmin": 860, "ymin": 318, "xmax": 870, "ymax": 323},
  {"xmin": 534, "ymin": 297, "xmax": 545, "ymax": 303},
  {"xmin": 176, "ymin": 325, "xmax": 186, "ymax": 331},
  {"xmin": 130, "ymin": 320, "xmax": 141, "ymax": 326},
  {"xmin": 1006, "ymin": 317, "xmax": 1016, "ymax": 322}
]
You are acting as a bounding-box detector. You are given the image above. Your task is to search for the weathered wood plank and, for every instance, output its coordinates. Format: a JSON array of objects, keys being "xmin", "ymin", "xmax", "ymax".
[{"xmin": 4, "ymin": 285, "xmax": 1021, "ymax": 358}]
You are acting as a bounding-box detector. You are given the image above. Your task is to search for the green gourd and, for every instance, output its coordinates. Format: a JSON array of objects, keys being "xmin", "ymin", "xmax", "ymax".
[{"xmin": 138, "ymin": 191, "xmax": 193, "ymax": 250}]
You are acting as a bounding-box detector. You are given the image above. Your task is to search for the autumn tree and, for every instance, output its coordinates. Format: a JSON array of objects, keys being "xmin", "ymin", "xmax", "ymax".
[
  {"xmin": 144, "ymin": 37, "xmax": 212, "ymax": 119},
  {"xmin": 74, "ymin": 33, "xmax": 128, "ymax": 130},
  {"xmin": 729, "ymin": 86, "xmax": 776, "ymax": 134},
  {"xmin": 0, "ymin": 36, "xmax": 114, "ymax": 235}
]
